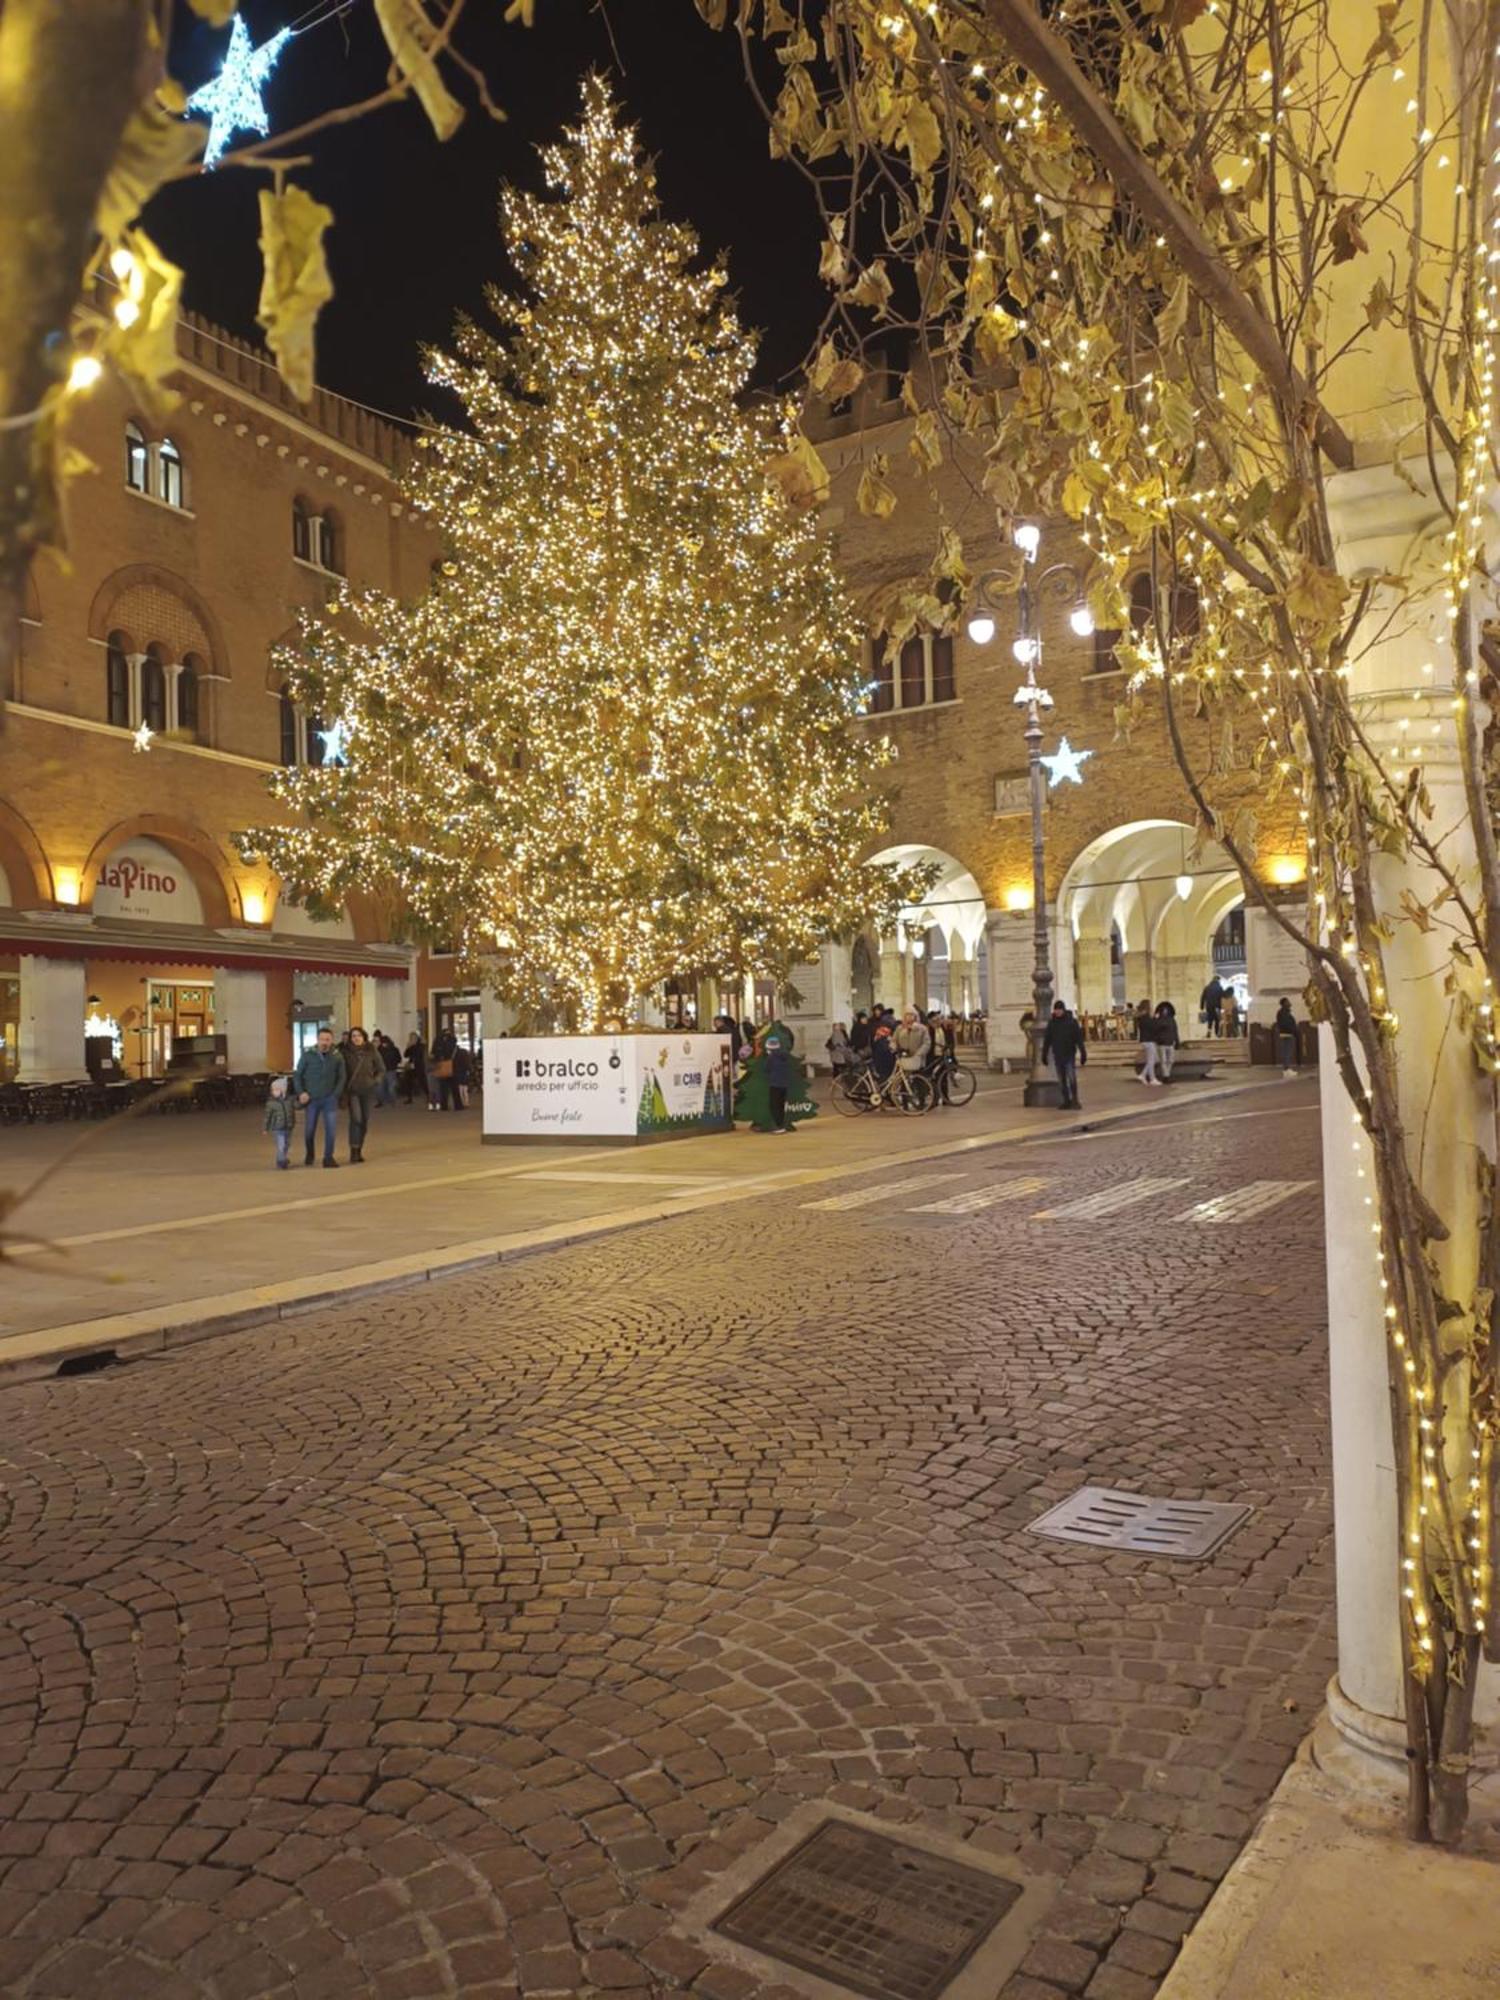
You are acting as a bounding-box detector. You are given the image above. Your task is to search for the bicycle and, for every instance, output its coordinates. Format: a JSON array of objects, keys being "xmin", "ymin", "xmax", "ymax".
[
  {"xmin": 830, "ymin": 1061, "xmax": 933, "ymax": 1115},
  {"xmin": 928, "ymin": 1054, "xmax": 977, "ymax": 1107}
]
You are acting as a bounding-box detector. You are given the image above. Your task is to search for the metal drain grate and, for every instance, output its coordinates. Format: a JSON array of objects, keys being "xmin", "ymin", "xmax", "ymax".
[
  {"xmin": 1027, "ymin": 1486, "xmax": 1250, "ymax": 1560},
  {"xmin": 712, "ymin": 1819, "xmax": 1021, "ymax": 2000}
]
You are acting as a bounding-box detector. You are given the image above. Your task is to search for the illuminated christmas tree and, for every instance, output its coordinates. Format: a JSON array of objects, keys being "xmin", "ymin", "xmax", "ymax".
[{"xmin": 241, "ymin": 76, "xmax": 922, "ymax": 1028}]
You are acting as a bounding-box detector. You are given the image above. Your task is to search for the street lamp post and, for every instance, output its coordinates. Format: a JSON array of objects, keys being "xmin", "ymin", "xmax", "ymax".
[{"xmin": 968, "ymin": 525, "xmax": 1094, "ymax": 1105}]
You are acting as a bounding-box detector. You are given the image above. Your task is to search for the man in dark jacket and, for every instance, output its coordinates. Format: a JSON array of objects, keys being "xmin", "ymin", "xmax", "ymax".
[
  {"xmin": 1200, "ymin": 975, "xmax": 1225, "ymax": 1037},
  {"xmin": 762, "ymin": 1020, "xmax": 795, "ymax": 1133},
  {"xmin": 295, "ymin": 1027, "xmax": 347, "ymax": 1167},
  {"xmin": 1041, "ymin": 1001, "xmax": 1087, "ymax": 1108}
]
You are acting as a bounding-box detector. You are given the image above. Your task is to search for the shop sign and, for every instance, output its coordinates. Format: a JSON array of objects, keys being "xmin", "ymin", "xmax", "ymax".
[
  {"xmin": 483, "ymin": 1033, "xmax": 735, "ymax": 1141},
  {"xmin": 92, "ymin": 842, "xmax": 202, "ymax": 923}
]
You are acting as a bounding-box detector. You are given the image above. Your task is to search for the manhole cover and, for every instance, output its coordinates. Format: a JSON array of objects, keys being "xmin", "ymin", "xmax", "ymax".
[
  {"xmin": 712, "ymin": 1819, "xmax": 1022, "ymax": 2000},
  {"xmin": 1027, "ymin": 1486, "xmax": 1250, "ymax": 1560}
]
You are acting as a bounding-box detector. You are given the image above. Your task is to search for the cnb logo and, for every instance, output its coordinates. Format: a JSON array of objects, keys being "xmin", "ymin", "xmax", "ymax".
[{"xmin": 515, "ymin": 1059, "xmax": 531, "ymax": 1079}]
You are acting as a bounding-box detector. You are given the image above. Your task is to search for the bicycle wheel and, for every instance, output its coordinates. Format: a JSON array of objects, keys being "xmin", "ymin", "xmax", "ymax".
[
  {"xmin": 899, "ymin": 1072, "xmax": 934, "ymax": 1114},
  {"xmin": 945, "ymin": 1063, "xmax": 978, "ymax": 1107},
  {"xmin": 831, "ymin": 1073, "xmax": 872, "ymax": 1115}
]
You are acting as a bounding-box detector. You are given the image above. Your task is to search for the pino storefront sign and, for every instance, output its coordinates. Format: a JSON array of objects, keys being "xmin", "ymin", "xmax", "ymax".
[
  {"xmin": 483, "ymin": 1034, "xmax": 735, "ymax": 1143},
  {"xmin": 92, "ymin": 841, "xmax": 203, "ymax": 924}
]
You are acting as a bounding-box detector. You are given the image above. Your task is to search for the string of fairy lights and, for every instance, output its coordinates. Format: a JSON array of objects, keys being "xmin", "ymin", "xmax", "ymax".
[
  {"xmin": 240, "ymin": 79, "xmax": 921, "ymax": 1026},
  {"xmin": 905, "ymin": 0, "xmax": 1497, "ymax": 1679}
]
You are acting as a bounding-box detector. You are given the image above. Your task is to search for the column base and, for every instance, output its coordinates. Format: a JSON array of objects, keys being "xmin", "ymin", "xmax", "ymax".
[
  {"xmin": 1022, "ymin": 1076, "xmax": 1064, "ymax": 1108},
  {"xmin": 1312, "ymin": 1672, "xmax": 1500, "ymax": 1803}
]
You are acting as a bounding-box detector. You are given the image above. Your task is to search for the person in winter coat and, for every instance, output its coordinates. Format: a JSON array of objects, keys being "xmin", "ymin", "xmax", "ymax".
[
  {"xmin": 826, "ymin": 1023, "xmax": 855, "ymax": 1076},
  {"xmin": 264, "ymin": 1075, "xmax": 296, "ymax": 1170},
  {"xmin": 295, "ymin": 1027, "xmax": 347, "ymax": 1167},
  {"xmin": 429, "ymin": 1026, "xmax": 460, "ymax": 1111},
  {"xmin": 1137, "ymin": 1003, "xmax": 1162, "ymax": 1085},
  {"xmin": 376, "ymin": 1030, "xmax": 402, "ymax": 1105},
  {"xmin": 1041, "ymin": 1001, "xmax": 1087, "ymax": 1108},
  {"xmin": 870, "ymin": 1019, "xmax": 897, "ymax": 1083},
  {"xmin": 1200, "ymin": 975, "xmax": 1225, "ymax": 1036},
  {"xmin": 1153, "ymin": 1001, "xmax": 1180, "ymax": 1080},
  {"xmin": 849, "ymin": 1011, "xmax": 872, "ymax": 1056},
  {"xmin": 341, "ymin": 1026, "xmax": 384, "ymax": 1163},
  {"xmin": 403, "ymin": 1031, "xmax": 428, "ymax": 1105},
  {"xmin": 452, "ymin": 1041, "xmax": 473, "ymax": 1108},
  {"xmin": 761, "ymin": 1020, "xmax": 795, "ymax": 1132},
  {"xmin": 1275, "ymin": 997, "xmax": 1300, "ymax": 1075},
  {"xmin": 893, "ymin": 1008, "xmax": 931, "ymax": 1072}
]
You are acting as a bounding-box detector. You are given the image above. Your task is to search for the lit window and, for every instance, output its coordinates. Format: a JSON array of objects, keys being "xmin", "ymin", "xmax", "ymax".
[
  {"xmin": 125, "ymin": 422, "xmax": 149, "ymax": 494},
  {"xmin": 157, "ymin": 437, "xmax": 184, "ymax": 509}
]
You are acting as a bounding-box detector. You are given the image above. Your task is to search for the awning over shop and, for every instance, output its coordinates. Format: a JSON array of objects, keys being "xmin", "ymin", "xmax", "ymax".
[{"xmin": 0, "ymin": 914, "xmax": 412, "ymax": 979}]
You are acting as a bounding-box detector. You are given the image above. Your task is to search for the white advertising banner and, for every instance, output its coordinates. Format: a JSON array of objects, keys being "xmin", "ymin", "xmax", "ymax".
[{"xmin": 483, "ymin": 1032, "xmax": 735, "ymax": 1142}]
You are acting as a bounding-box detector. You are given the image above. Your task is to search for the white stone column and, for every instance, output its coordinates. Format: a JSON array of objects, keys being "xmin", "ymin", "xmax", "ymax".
[
  {"xmin": 984, "ymin": 908, "xmax": 1034, "ymax": 1068},
  {"xmin": 1313, "ymin": 465, "xmax": 1499, "ymax": 1787},
  {"xmin": 216, "ymin": 969, "xmax": 269, "ymax": 1073},
  {"xmin": 1074, "ymin": 935, "xmax": 1113, "ymax": 1012},
  {"xmin": 1245, "ymin": 903, "xmax": 1305, "ymax": 1029},
  {"xmin": 18, "ymin": 955, "xmax": 87, "ymax": 1081},
  {"xmin": 878, "ymin": 937, "xmax": 906, "ymax": 1012}
]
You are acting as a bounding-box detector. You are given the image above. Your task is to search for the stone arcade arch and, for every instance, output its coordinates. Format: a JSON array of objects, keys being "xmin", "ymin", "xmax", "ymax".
[
  {"xmin": 864, "ymin": 843, "xmax": 988, "ymax": 1015},
  {"xmin": 1056, "ymin": 819, "xmax": 1241, "ymax": 1026}
]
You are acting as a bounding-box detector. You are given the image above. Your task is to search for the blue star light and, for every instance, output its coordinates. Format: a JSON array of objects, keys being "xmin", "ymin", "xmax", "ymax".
[
  {"xmin": 185, "ymin": 16, "xmax": 291, "ymax": 167},
  {"xmin": 1040, "ymin": 736, "xmax": 1092, "ymax": 788}
]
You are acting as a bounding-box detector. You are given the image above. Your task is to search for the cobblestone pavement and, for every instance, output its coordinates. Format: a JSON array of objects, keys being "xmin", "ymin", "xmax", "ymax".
[{"xmin": 0, "ymin": 1093, "xmax": 1333, "ymax": 2000}]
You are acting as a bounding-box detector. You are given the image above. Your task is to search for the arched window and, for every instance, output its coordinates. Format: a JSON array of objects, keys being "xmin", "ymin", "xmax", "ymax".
[
  {"xmin": 157, "ymin": 437, "xmax": 184, "ymax": 508},
  {"xmin": 141, "ymin": 644, "xmax": 167, "ymax": 733},
  {"xmin": 178, "ymin": 653, "xmax": 202, "ymax": 741},
  {"xmin": 1092, "ymin": 570, "xmax": 1201, "ymax": 674},
  {"xmin": 320, "ymin": 510, "xmax": 343, "ymax": 576},
  {"xmin": 306, "ymin": 711, "xmax": 327, "ymax": 765},
  {"xmin": 867, "ymin": 628, "xmax": 956, "ymax": 713},
  {"xmin": 125, "ymin": 423, "xmax": 149, "ymax": 494},
  {"xmin": 292, "ymin": 498, "xmax": 313, "ymax": 563},
  {"xmin": 106, "ymin": 630, "xmax": 131, "ymax": 728},
  {"xmin": 279, "ymin": 689, "xmax": 299, "ymax": 767}
]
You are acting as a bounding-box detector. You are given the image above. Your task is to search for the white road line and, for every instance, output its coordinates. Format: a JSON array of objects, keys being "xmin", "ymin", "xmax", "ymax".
[
  {"xmin": 802, "ymin": 1173, "xmax": 965, "ymax": 1212},
  {"xmin": 1175, "ymin": 1179, "xmax": 1316, "ymax": 1224},
  {"xmin": 915, "ymin": 1176, "xmax": 1050, "ymax": 1215},
  {"xmin": 520, "ymin": 1170, "xmax": 728, "ymax": 1186},
  {"xmin": 1033, "ymin": 1176, "xmax": 1191, "ymax": 1220}
]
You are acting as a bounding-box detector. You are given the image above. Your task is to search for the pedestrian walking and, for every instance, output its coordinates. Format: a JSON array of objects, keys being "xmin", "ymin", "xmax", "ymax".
[
  {"xmin": 826, "ymin": 1021, "xmax": 855, "ymax": 1077},
  {"xmin": 452, "ymin": 1041, "xmax": 472, "ymax": 1108},
  {"xmin": 403, "ymin": 1031, "xmax": 427, "ymax": 1105},
  {"xmin": 926, "ymin": 1007, "xmax": 955, "ymax": 1105},
  {"xmin": 1041, "ymin": 999, "xmax": 1087, "ymax": 1108},
  {"xmin": 1134, "ymin": 997, "xmax": 1153, "ymax": 1041},
  {"xmin": 429, "ymin": 1025, "xmax": 459, "ymax": 1111},
  {"xmin": 1137, "ymin": 1004, "xmax": 1162, "ymax": 1085},
  {"xmin": 1222, "ymin": 989, "xmax": 1240, "ymax": 1039},
  {"xmin": 1154, "ymin": 1001, "xmax": 1179, "ymax": 1080},
  {"xmin": 1200, "ymin": 974, "xmax": 1225, "ymax": 1037},
  {"xmin": 342, "ymin": 1025, "xmax": 383, "ymax": 1164},
  {"xmin": 1275, "ymin": 997, "xmax": 1300, "ymax": 1076},
  {"xmin": 263, "ymin": 1074, "xmax": 296, "ymax": 1170},
  {"xmin": 376, "ymin": 1030, "xmax": 401, "ymax": 1105},
  {"xmin": 295, "ymin": 1026, "xmax": 347, "ymax": 1167},
  {"xmin": 762, "ymin": 1020, "xmax": 795, "ymax": 1133}
]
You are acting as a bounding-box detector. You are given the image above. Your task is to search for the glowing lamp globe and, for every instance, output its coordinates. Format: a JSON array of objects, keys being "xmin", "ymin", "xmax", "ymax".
[
  {"xmin": 1013, "ymin": 522, "xmax": 1041, "ymax": 561},
  {"xmin": 967, "ymin": 612, "xmax": 997, "ymax": 645},
  {"xmin": 1013, "ymin": 635, "xmax": 1039, "ymax": 665},
  {"xmin": 1175, "ymin": 873, "xmax": 1193, "ymax": 900},
  {"xmin": 1070, "ymin": 605, "xmax": 1095, "ymax": 637}
]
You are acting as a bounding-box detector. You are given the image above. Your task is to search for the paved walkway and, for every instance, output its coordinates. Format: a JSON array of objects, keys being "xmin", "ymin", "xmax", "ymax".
[
  {"xmin": 0, "ymin": 1090, "xmax": 1333, "ymax": 1997},
  {"xmin": 1, "ymin": 1066, "xmax": 1284, "ymax": 1349}
]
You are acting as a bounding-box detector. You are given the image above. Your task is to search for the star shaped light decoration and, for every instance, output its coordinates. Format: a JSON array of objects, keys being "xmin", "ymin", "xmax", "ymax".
[
  {"xmin": 185, "ymin": 16, "xmax": 292, "ymax": 167},
  {"xmin": 1040, "ymin": 736, "xmax": 1092, "ymax": 787},
  {"xmin": 132, "ymin": 721, "xmax": 154, "ymax": 754},
  {"xmin": 317, "ymin": 717, "xmax": 353, "ymax": 766}
]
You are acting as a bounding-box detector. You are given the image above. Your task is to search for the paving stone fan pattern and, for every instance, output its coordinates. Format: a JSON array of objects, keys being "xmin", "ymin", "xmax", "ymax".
[{"xmin": 0, "ymin": 1108, "xmax": 1335, "ymax": 1999}]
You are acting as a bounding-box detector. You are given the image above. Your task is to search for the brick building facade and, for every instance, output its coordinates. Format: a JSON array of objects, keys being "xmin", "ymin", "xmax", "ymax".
[
  {"xmin": 0, "ymin": 317, "xmax": 439, "ymax": 1084},
  {"xmin": 773, "ymin": 378, "xmax": 1309, "ymax": 1066}
]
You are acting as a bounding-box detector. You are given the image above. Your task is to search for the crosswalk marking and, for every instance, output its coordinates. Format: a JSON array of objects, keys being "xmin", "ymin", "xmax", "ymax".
[
  {"xmin": 1175, "ymin": 1179, "xmax": 1315, "ymax": 1224},
  {"xmin": 915, "ymin": 1176, "xmax": 1050, "ymax": 1216},
  {"xmin": 802, "ymin": 1173, "xmax": 964, "ymax": 1212},
  {"xmin": 1033, "ymin": 1176, "xmax": 1190, "ymax": 1221}
]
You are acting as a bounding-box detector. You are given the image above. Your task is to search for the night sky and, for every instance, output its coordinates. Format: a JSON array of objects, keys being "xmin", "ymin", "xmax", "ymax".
[{"xmin": 156, "ymin": 0, "xmax": 827, "ymax": 425}]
